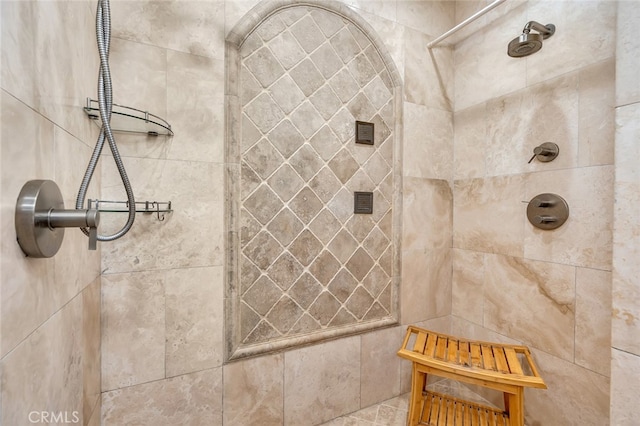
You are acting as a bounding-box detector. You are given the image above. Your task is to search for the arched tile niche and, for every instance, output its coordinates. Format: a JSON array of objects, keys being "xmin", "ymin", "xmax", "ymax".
[{"xmin": 225, "ymin": 0, "xmax": 403, "ymax": 361}]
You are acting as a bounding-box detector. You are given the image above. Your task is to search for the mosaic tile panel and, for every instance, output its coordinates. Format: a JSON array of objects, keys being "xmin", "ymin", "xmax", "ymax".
[{"xmin": 228, "ymin": 4, "xmax": 400, "ymax": 357}]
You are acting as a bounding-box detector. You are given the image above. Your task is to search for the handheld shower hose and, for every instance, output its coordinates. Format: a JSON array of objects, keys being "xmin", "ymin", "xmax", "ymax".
[{"xmin": 76, "ymin": 0, "xmax": 135, "ymax": 242}]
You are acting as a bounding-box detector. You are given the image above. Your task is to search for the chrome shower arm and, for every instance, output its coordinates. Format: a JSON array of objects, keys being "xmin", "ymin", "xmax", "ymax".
[{"xmin": 523, "ymin": 21, "xmax": 555, "ymax": 38}]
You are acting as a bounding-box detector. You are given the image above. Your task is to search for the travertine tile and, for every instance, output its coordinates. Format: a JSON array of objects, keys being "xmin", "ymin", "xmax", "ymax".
[
  {"xmin": 396, "ymin": 0, "xmax": 454, "ymax": 37},
  {"xmin": 612, "ymin": 131, "xmax": 640, "ymax": 356},
  {"xmin": 524, "ymin": 166, "xmax": 614, "ymax": 270},
  {"xmin": 400, "ymin": 248, "xmax": 452, "ymax": 325},
  {"xmin": 526, "ymin": 348, "xmax": 609, "ymax": 426},
  {"xmin": 102, "ymin": 368, "xmax": 223, "ymax": 426},
  {"xmin": 284, "ymin": 337, "xmax": 360, "ymax": 425},
  {"xmin": 403, "ymin": 29, "xmax": 453, "ymax": 111},
  {"xmin": 167, "ymin": 50, "xmax": 225, "ymax": 163},
  {"xmin": 453, "ymin": 5, "xmax": 527, "ymax": 110},
  {"xmin": 526, "ymin": 0, "xmax": 616, "ymax": 86},
  {"xmin": 403, "ymin": 103, "xmax": 453, "ymax": 179},
  {"xmin": 223, "ymin": 354, "xmax": 284, "ymax": 426},
  {"xmin": 611, "ymin": 349, "xmax": 640, "ymax": 426},
  {"xmin": 361, "ymin": 326, "xmax": 403, "ymax": 407},
  {"xmin": 402, "ymin": 177, "xmax": 452, "ymax": 252},
  {"xmin": 483, "ymin": 254, "xmax": 575, "ymax": 362},
  {"xmin": 452, "ymin": 249, "xmax": 484, "ymax": 325},
  {"xmin": 575, "ymin": 267, "xmax": 611, "ymax": 376},
  {"xmin": 453, "ymin": 102, "xmax": 487, "ymax": 180},
  {"xmin": 453, "ymin": 175, "xmax": 525, "ymax": 257},
  {"xmin": 101, "ymin": 158, "xmax": 224, "ymax": 273},
  {"xmin": 616, "ymin": 0, "xmax": 640, "ymax": 105},
  {"xmin": 83, "ymin": 278, "xmax": 101, "ymax": 424},
  {"xmin": 111, "ymin": 0, "xmax": 225, "ymax": 59},
  {"xmin": 101, "ymin": 271, "xmax": 165, "ymax": 391},
  {"xmin": 165, "ymin": 266, "xmax": 224, "ymax": 377},
  {"xmin": 1, "ymin": 293, "xmax": 83, "ymax": 426},
  {"xmin": 578, "ymin": 58, "xmax": 615, "ymax": 167},
  {"xmin": 485, "ymin": 74, "xmax": 579, "ymax": 176}
]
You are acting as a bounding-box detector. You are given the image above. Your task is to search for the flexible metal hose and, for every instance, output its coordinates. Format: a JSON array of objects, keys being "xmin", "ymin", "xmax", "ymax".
[{"xmin": 76, "ymin": 0, "xmax": 135, "ymax": 241}]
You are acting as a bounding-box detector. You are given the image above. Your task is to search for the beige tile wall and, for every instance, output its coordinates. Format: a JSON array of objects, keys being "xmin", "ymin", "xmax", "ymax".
[
  {"xmin": 97, "ymin": 0, "xmax": 455, "ymax": 424},
  {"xmin": 4, "ymin": 0, "xmax": 635, "ymax": 425},
  {"xmin": 611, "ymin": 1, "xmax": 640, "ymax": 424},
  {"xmin": 1, "ymin": 0, "xmax": 101, "ymax": 425},
  {"xmin": 452, "ymin": 1, "xmax": 617, "ymax": 424}
]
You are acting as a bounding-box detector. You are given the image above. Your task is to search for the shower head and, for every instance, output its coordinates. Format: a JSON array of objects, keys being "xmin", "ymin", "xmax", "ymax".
[{"xmin": 508, "ymin": 21, "xmax": 555, "ymax": 58}]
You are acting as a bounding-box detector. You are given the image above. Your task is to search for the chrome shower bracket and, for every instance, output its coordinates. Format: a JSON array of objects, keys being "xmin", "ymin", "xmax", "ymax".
[{"xmin": 15, "ymin": 180, "xmax": 100, "ymax": 258}]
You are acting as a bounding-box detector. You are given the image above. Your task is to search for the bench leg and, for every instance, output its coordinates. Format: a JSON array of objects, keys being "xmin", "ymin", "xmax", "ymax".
[
  {"xmin": 505, "ymin": 388, "xmax": 524, "ymax": 426},
  {"xmin": 408, "ymin": 364, "xmax": 427, "ymax": 426}
]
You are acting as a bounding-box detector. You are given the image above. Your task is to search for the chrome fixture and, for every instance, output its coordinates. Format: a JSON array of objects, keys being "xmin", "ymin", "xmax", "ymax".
[
  {"xmin": 508, "ymin": 21, "xmax": 556, "ymax": 57},
  {"xmin": 528, "ymin": 142, "xmax": 559, "ymax": 163},
  {"xmin": 526, "ymin": 193, "xmax": 569, "ymax": 230},
  {"xmin": 15, "ymin": 180, "xmax": 100, "ymax": 257}
]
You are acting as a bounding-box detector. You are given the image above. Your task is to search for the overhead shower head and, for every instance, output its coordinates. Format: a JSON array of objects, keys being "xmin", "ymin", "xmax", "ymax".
[{"xmin": 508, "ymin": 21, "xmax": 555, "ymax": 57}]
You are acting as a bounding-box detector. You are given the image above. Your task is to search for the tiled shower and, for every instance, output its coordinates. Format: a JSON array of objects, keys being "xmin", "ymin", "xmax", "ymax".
[{"xmin": 1, "ymin": 1, "xmax": 638, "ymax": 426}]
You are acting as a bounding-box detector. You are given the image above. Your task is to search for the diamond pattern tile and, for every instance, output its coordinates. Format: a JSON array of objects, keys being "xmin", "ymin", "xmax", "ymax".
[
  {"xmin": 267, "ymin": 208, "xmax": 303, "ymax": 246},
  {"xmin": 244, "ymin": 185, "xmax": 283, "ymax": 225},
  {"xmin": 290, "ymin": 15, "xmax": 325, "ymax": 53},
  {"xmin": 243, "ymin": 230, "xmax": 284, "ymax": 271},
  {"xmin": 268, "ymin": 253, "xmax": 304, "ymax": 290},
  {"xmin": 268, "ymin": 164, "xmax": 305, "ymax": 201},
  {"xmin": 245, "ymin": 47, "xmax": 285, "ymax": 88},
  {"xmin": 269, "ymin": 120, "xmax": 305, "ymax": 158},
  {"xmin": 245, "ymin": 93, "xmax": 285, "ymax": 134},
  {"xmin": 268, "ymin": 30, "xmax": 306, "ymax": 70},
  {"xmin": 236, "ymin": 5, "xmax": 397, "ymax": 346},
  {"xmin": 290, "ymin": 145, "xmax": 324, "ymax": 181}
]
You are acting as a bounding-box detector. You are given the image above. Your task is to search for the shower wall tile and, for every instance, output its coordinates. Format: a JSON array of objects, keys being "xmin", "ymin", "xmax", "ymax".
[
  {"xmin": 403, "ymin": 29, "xmax": 453, "ymax": 112},
  {"xmin": 451, "ymin": 249, "xmax": 484, "ymax": 325},
  {"xmin": 102, "ymin": 368, "xmax": 223, "ymax": 426},
  {"xmin": 111, "ymin": 0, "xmax": 225, "ymax": 60},
  {"xmin": 167, "ymin": 51, "xmax": 225, "ymax": 163},
  {"xmin": 83, "ymin": 278, "xmax": 102, "ymax": 424},
  {"xmin": 616, "ymin": 1, "xmax": 640, "ymax": 106},
  {"xmin": 402, "ymin": 177, "xmax": 452, "ymax": 252},
  {"xmin": 483, "ymin": 254, "xmax": 575, "ymax": 362},
  {"xmin": 611, "ymin": 349, "xmax": 640, "ymax": 426},
  {"xmin": 453, "ymin": 102, "xmax": 487, "ymax": 180},
  {"xmin": 400, "ymin": 248, "xmax": 451, "ymax": 325},
  {"xmin": 612, "ymin": 104, "xmax": 640, "ymax": 356},
  {"xmin": 101, "ymin": 158, "xmax": 224, "ymax": 274},
  {"xmin": 396, "ymin": 0, "xmax": 454, "ymax": 37},
  {"xmin": 453, "ymin": 5, "xmax": 527, "ymax": 111},
  {"xmin": 223, "ymin": 353, "xmax": 284, "ymax": 426},
  {"xmin": 101, "ymin": 271, "xmax": 165, "ymax": 391},
  {"xmin": 107, "ymin": 38, "xmax": 170, "ymax": 160},
  {"xmin": 575, "ymin": 267, "xmax": 611, "ymax": 376},
  {"xmin": 485, "ymin": 73, "xmax": 579, "ymax": 176},
  {"xmin": 165, "ymin": 266, "xmax": 224, "ymax": 377},
  {"xmin": 284, "ymin": 336, "xmax": 360, "ymax": 425},
  {"xmin": 450, "ymin": 317, "xmax": 521, "ymax": 347},
  {"xmin": 524, "ymin": 166, "xmax": 614, "ymax": 270},
  {"xmin": 577, "ymin": 58, "xmax": 615, "ymax": 167},
  {"xmin": 526, "ymin": 348, "xmax": 609, "ymax": 426},
  {"xmin": 403, "ymin": 103, "xmax": 453, "ymax": 179},
  {"xmin": 225, "ymin": 0, "xmax": 263, "ymax": 36},
  {"xmin": 353, "ymin": 8, "xmax": 406, "ymax": 79},
  {"xmin": 526, "ymin": 0, "xmax": 616, "ymax": 86},
  {"xmin": 1, "ymin": 292, "xmax": 83, "ymax": 426},
  {"xmin": 360, "ymin": 325, "xmax": 403, "ymax": 407},
  {"xmin": 452, "ymin": 175, "xmax": 525, "ymax": 257}
]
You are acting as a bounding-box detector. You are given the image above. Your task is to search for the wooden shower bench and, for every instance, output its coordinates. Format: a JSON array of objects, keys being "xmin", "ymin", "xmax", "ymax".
[{"xmin": 397, "ymin": 326, "xmax": 547, "ymax": 426}]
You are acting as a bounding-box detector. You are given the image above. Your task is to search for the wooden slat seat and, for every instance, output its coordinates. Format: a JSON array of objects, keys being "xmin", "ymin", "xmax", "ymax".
[{"xmin": 398, "ymin": 326, "xmax": 547, "ymax": 426}]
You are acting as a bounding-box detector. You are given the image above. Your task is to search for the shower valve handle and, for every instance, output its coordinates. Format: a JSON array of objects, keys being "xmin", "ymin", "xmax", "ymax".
[{"xmin": 528, "ymin": 142, "xmax": 559, "ymax": 163}]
